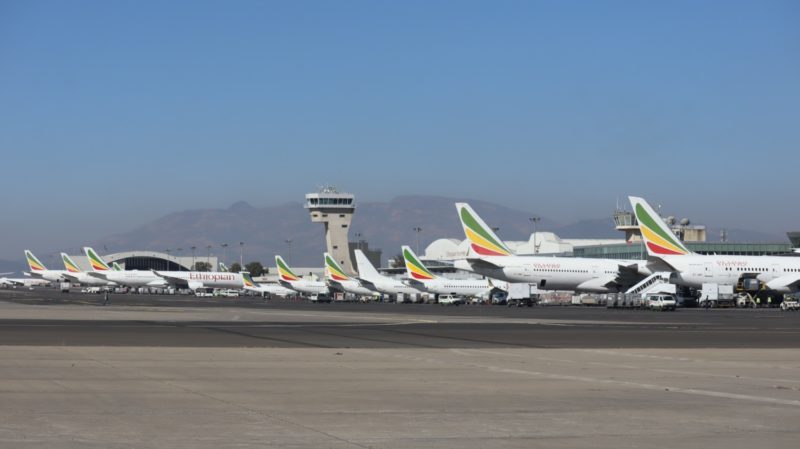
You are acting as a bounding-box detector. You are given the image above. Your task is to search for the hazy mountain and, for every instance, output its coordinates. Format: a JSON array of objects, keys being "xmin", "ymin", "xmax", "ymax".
[
  {"xmin": 30, "ymin": 195, "xmax": 788, "ymax": 268},
  {"xmin": 0, "ymin": 259, "xmax": 26, "ymax": 274}
]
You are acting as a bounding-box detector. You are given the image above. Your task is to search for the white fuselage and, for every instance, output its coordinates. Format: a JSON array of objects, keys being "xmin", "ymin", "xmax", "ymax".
[
  {"xmin": 330, "ymin": 279, "xmax": 378, "ymax": 297},
  {"xmin": 0, "ymin": 277, "xmax": 50, "ymax": 287},
  {"xmin": 100, "ymin": 270, "xmax": 243, "ymax": 290},
  {"xmin": 453, "ymin": 256, "xmax": 649, "ymax": 293},
  {"xmin": 27, "ymin": 270, "xmax": 69, "ymax": 283},
  {"xmin": 281, "ymin": 279, "xmax": 329, "ymax": 295},
  {"xmin": 245, "ymin": 283, "xmax": 295, "ymax": 296},
  {"xmin": 659, "ymin": 255, "xmax": 800, "ymax": 293},
  {"xmin": 361, "ymin": 274, "xmax": 426, "ymax": 296},
  {"xmin": 412, "ymin": 278, "xmax": 495, "ymax": 297}
]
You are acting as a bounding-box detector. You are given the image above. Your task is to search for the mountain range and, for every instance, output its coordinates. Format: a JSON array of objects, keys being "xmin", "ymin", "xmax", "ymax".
[
  {"xmin": 88, "ymin": 195, "xmax": 787, "ymax": 267},
  {"xmin": 1, "ymin": 196, "xmax": 789, "ymax": 273}
]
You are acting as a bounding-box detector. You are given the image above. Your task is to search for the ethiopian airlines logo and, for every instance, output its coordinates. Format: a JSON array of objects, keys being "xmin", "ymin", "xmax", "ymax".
[
  {"xmin": 276, "ymin": 258, "xmax": 299, "ymax": 281},
  {"xmin": 325, "ymin": 256, "xmax": 349, "ymax": 281},
  {"xmin": 459, "ymin": 207, "xmax": 512, "ymax": 256},
  {"xmin": 634, "ymin": 204, "xmax": 690, "ymax": 256},
  {"xmin": 26, "ymin": 251, "xmax": 45, "ymax": 271},
  {"xmin": 62, "ymin": 255, "xmax": 81, "ymax": 273},
  {"xmin": 86, "ymin": 249, "xmax": 110, "ymax": 271},
  {"xmin": 403, "ymin": 249, "xmax": 436, "ymax": 280},
  {"xmin": 242, "ymin": 274, "xmax": 255, "ymax": 288}
]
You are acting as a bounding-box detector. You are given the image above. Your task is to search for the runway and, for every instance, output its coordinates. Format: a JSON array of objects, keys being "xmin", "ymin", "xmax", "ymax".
[
  {"xmin": 0, "ymin": 289, "xmax": 798, "ymax": 348},
  {"xmin": 2, "ymin": 290, "xmax": 800, "ymax": 448}
]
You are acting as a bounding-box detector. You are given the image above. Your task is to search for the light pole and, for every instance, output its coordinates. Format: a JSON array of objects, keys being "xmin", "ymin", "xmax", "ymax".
[
  {"xmin": 190, "ymin": 246, "xmax": 196, "ymax": 270},
  {"xmin": 528, "ymin": 217, "xmax": 541, "ymax": 254},
  {"xmin": 239, "ymin": 242, "xmax": 244, "ymax": 268},
  {"xmin": 285, "ymin": 239, "xmax": 293, "ymax": 265},
  {"xmin": 221, "ymin": 243, "xmax": 228, "ymax": 269},
  {"xmin": 412, "ymin": 226, "xmax": 422, "ymax": 255},
  {"xmin": 206, "ymin": 245, "xmax": 212, "ymax": 271},
  {"xmin": 355, "ymin": 232, "xmax": 362, "ymax": 251},
  {"xmin": 165, "ymin": 249, "xmax": 171, "ymax": 271}
]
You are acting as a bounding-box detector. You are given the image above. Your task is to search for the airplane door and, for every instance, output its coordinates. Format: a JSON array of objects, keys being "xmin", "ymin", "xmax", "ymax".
[
  {"xmin": 771, "ymin": 263, "xmax": 781, "ymax": 281},
  {"xmin": 704, "ymin": 261, "xmax": 713, "ymax": 278}
]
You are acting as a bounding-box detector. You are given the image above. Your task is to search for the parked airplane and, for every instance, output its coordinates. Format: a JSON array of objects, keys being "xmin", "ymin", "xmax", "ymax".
[
  {"xmin": 84, "ymin": 247, "xmax": 244, "ymax": 291},
  {"xmin": 452, "ymin": 203, "xmax": 647, "ymax": 292},
  {"xmin": 241, "ymin": 271, "xmax": 294, "ymax": 297},
  {"xmin": 630, "ymin": 196, "xmax": 800, "ymax": 293},
  {"xmin": 402, "ymin": 245, "xmax": 499, "ymax": 297},
  {"xmin": 219, "ymin": 262, "xmax": 229, "ymax": 272},
  {"xmin": 324, "ymin": 253, "xmax": 378, "ymax": 298},
  {"xmin": 23, "ymin": 250, "xmax": 68, "ymax": 283},
  {"xmin": 353, "ymin": 249, "xmax": 427, "ymax": 300},
  {"xmin": 112, "ymin": 262, "xmax": 123, "ymax": 271},
  {"xmin": 275, "ymin": 255, "xmax": 328, "ymax": 295},
  {"xmin": 0, "ymin": 274, "xmax": 49, "ymax": 287},
  {"xmin": 61, "ymin": 252, "xmax": 117, "ymax": 286}
]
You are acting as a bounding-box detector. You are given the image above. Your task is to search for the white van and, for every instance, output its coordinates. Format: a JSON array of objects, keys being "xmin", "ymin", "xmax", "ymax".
[
  {"xmin": 646, "ymin": 294, "xmax": 677, "ymax": 311},
  {"xmin": 438, "ymin": 294, "xmax": 464, "ymax": 306}
]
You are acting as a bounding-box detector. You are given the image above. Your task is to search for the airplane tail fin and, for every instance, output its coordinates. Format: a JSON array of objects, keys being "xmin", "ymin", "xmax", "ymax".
[
  {"xmin": 61, "ymin": 253, "xmax": 82, "ymax": 273},
  {"xmin": 455, "ymin": 203, "xmax": 513, "ymax": 256},
  {"xmin": 25, "ymin": 250, "xmax": 47, "ymax": 271},
  {"xmin": 83, "ymin": 247, "xmax": 111, "ymax": 271},
  {"xmin": 628, "ymin": 197, "xmax": 692, "ymax": 257},
  {"xmin": 401, "ymin": 245, "xmax": 437, "ymax": 281},
  {"xmin": 324, "ymin": 253, "xmax": 351, "ymax": 281},
  {"xmin": 219, "ymin": 262, "xmax": 229, "ymax": 272},
  {"xmin": 354, "ymin": 250, "xmax": 380, "ymax": 280},
  {"xmin": 241, "ymin": 271, "xmax": 257, "ymax": 288},
  {"xmin": 112, "ymin": 262, "xmax": 123, "ymax": 271},
  {"xmin": 275, "ymin": 255, "xmax": 300, "ymax": 282}
]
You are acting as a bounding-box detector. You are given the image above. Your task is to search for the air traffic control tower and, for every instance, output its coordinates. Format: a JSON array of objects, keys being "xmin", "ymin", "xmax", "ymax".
[{"xmin": 305, "ymin": 187, "xmax": 356, "ymax": 274}]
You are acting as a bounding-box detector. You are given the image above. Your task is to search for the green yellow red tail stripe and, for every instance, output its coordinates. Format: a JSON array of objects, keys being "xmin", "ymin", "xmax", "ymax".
[
  {"xmin": 456, "ymin": 204, "xmax": 512, "ymax": 256},
  {"xmin": 84, "ymin": 247, "xmax": 111, "ymax": 271},
  {"xmin": 61, "ymin": 253, "xmax": 81, "ymax": 273},
  {"xmin": 629, "ymin": 197, "xmax": 690, "ymax": 256},
  {"xmin": 25, "ymin": 250, "xmax": 46, "ymax": 271},
  {"xmin": 324, "ymin": 254, "xmax": 350, "ymax": 281},
  {"xmin": 402, "ymin": 246, "xmax": 436, "ymax": 281},
  {"xmin": 241, "ymin": 272, "xmax": 256, "ymax": 288},
  {"xmin": 275, "ymin": 256, "xmax": 299, "ymax": 281}
]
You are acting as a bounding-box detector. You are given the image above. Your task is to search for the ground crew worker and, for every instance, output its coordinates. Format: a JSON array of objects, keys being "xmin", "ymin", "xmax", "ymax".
[
  {"xmin": 103, "ymin": 290, "xmax": 110, "ymax": 306},
  {"xmin": 768, "ymin": 296, "xmax": 772, "ymax": 308},
  {"xmin": 756, "ymin": 297, "xmax": 761, "ymax": 308}
]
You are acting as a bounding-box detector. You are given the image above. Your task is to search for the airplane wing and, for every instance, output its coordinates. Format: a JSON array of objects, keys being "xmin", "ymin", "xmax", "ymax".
[
  {"xmin": 462, "ymin": 257, "xmax": 504, "ymax": 270},
  {"xmin": 150, "ymin": 270, "xmax": 193, "ymax": 289},
  {"xmin": 62, "ymin": 273, "xmax": 81, "ymax": 283},
  {"xmin": 355, "ymin": 277, "xmax": 378, "ymax": 291},
  {"xmin": 87, "ymin": 272, "xmax": 109, "ymax": 279},
  {"xmin": 766, "ymin": 275, "xmax": 800, "ymax": 292},
  {"xmin": 0, "ymin": 272, "xmax": 12, "ymax": 276},
  {"xmin": 577, "ymin": 275, "xmax": 619, "ymax": 291}
]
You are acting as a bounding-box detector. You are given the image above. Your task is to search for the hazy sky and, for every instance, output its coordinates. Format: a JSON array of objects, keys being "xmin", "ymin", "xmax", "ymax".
[{"xmin": 1, "ymin": 0, "xmax": 798, "ymax": 259}]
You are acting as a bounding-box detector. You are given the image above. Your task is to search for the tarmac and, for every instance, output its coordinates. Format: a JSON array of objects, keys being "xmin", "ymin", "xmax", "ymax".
[{"xmin": 1, "ymin": 289, "xmax": 799, "ymax": 448}]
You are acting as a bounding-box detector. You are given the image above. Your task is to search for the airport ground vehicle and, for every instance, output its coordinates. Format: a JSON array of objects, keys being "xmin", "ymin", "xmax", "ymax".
[
  {"xmin": 437, "ymin": 294, "xmax": 464, "ymax": 305},
  {"xmin": 781, "ymin": 297, "xmax": 800, "ymax": 311},
  {"xmin": 309, "ymin": 293, "xmax": 333, "ymax": 303},
  {"xmin": 646, "ymin": 294, "xmax": 677, "ymax": 311}
]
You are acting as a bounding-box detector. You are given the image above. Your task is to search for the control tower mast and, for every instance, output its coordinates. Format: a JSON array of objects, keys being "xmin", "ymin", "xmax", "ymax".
[{"xmin": 305, "ymin": 187, "xmax": 356, "ymax": 274}]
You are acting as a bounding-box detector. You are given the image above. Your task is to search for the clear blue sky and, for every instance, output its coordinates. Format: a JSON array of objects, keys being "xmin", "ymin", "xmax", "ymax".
[{"xmin": 1, "ymin": 0, "xmax": 798, "ymax": 258}]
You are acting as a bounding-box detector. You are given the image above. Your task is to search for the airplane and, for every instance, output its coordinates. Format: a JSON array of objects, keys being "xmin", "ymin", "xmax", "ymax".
[
  {"xmin": 241, "ymin": 271, "xmax": 294, "ymax": 297},
  {"xmin": 23, "ymin": 250, "xmax": 69, "ymax": 283},
  {"xmin": 452, "ymin": 203, "xmax": 648, "ymax": 292},
  {"xmin": 219, "ymin": 262, "xmax": 229, "ymax": 272},
  {"xmin": 83, "ymin": 247, "xmax": 244, "ymax": 291},
  {"xmin": 275, "ymin": 255, "xmax": 329, "ymax": 295},
  {"xmin": 630, "ymin": 196, "xmax": 800, "ymax": 293},
  {"xmin": 324, "ymin": 252, "xmax": 379, "ymax": 298},
  {"xmin": 353, "ymin": 249, "xmax": 427, "ymax": 301},
  {"xmin": 0, "ymin": 273, "xmax": 50, "ymax": 288},
  {"xmin": 401, "ymin": 245, "xmax": 500, "ymax": 298},
  {"xmin": 60, "ymin": 252, "xmax": 117, "ymax": 286}
]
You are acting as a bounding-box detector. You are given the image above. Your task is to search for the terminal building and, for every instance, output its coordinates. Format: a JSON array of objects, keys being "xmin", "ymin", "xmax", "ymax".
[{"xmin": 65, "ymin": 251, "xmax": 216, "ymax": 272}]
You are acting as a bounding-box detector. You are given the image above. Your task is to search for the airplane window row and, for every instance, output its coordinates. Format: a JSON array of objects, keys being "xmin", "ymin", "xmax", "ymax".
[{"xmin": 533, "ymin": 269, "xmax": 589, "ymax": 273}]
